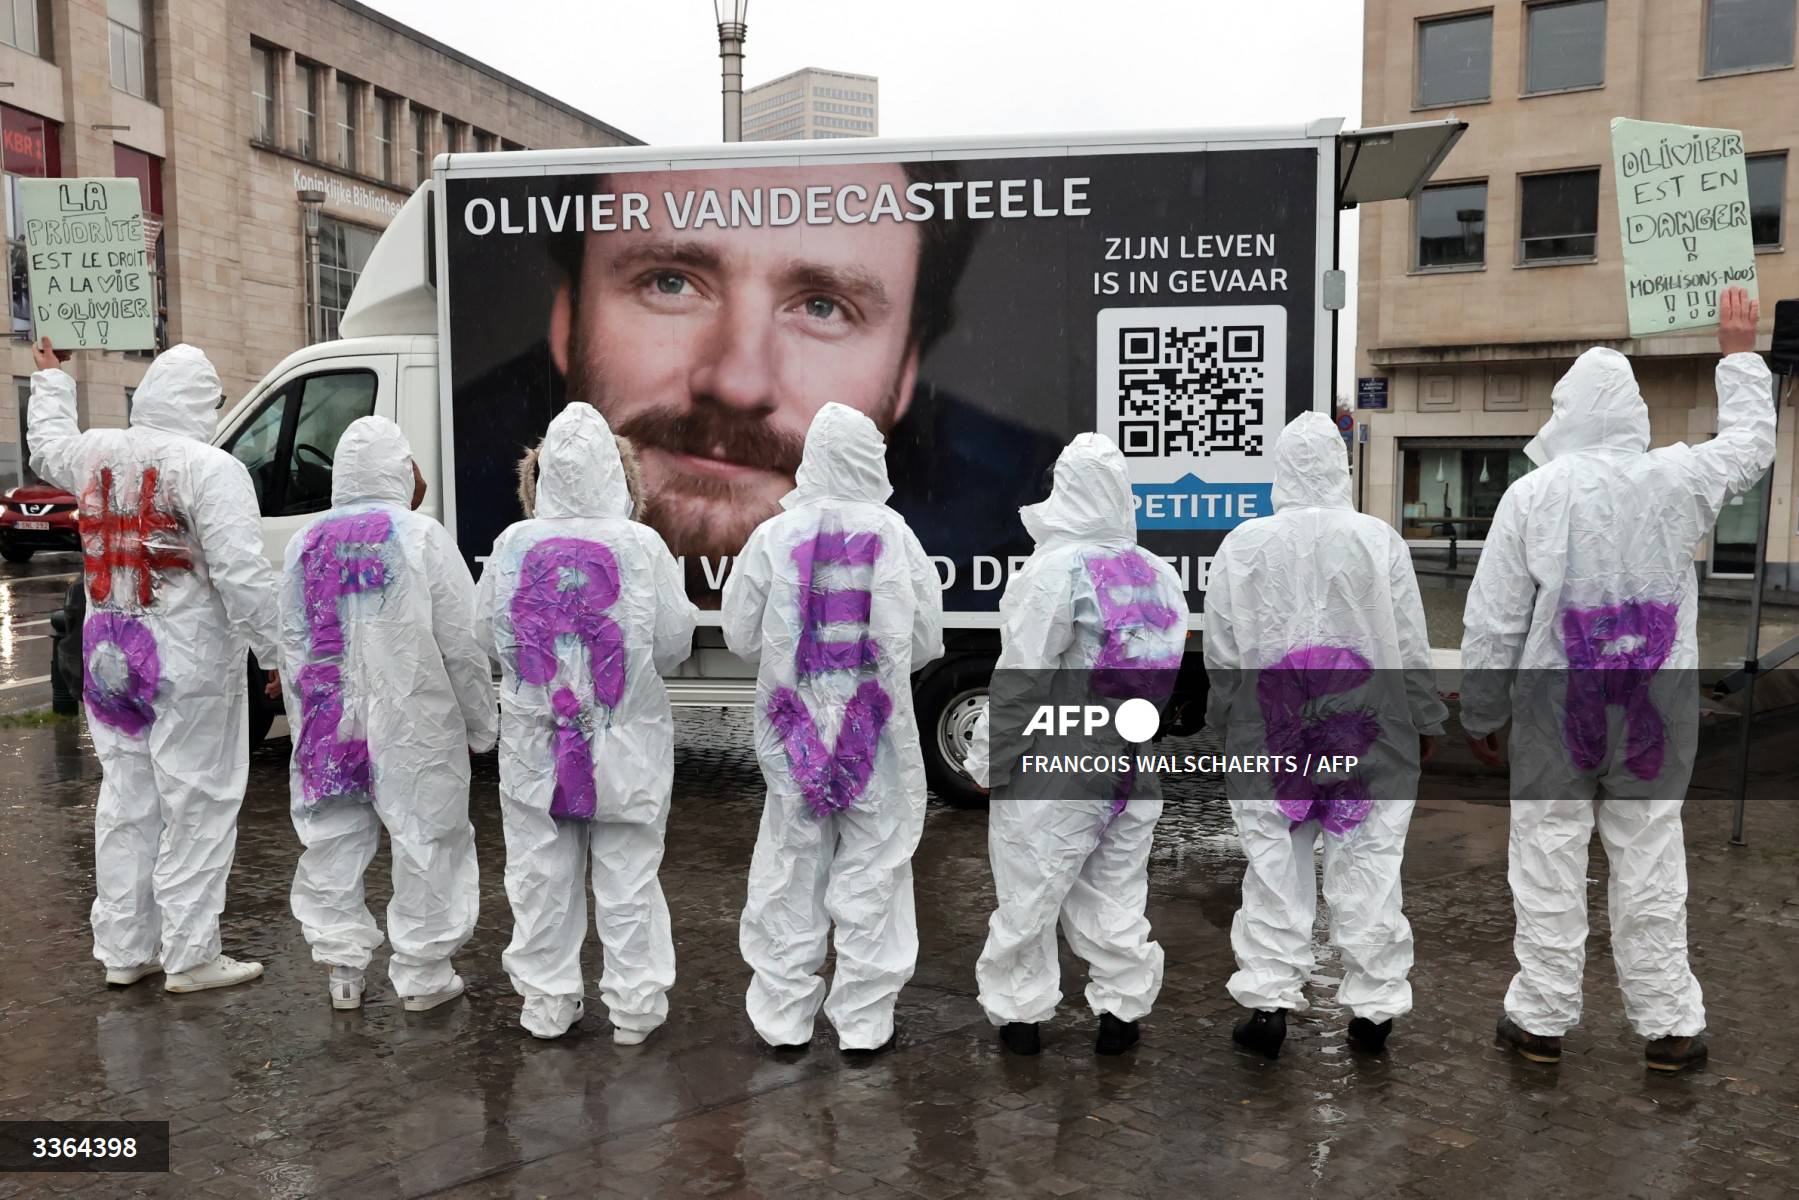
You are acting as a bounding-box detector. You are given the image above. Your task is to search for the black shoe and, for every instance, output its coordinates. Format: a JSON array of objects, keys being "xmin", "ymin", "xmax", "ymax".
[
  {"xmin": 1095, "ymin": 1013, "xmax": 1140, "ymax": 1056},
  {"xmin": 1494, "ymin": 1015, "xmax": 1561, "ymax": 1064},
  {"xmin": 1232, "ymin": 1008, "xmax": 1286, "ymax": 1059},
  {"xmin": 1645, "ymin": 1034, "xmax": 1708, "ymax": 1073},
  {"xmin": 841, "ymin": 1033, "xmax": 896, "ymax": 1059},
  {"xmin": 1347, "ymin": 1017, "xmax": 1393, "ymax": 1055},
  {"xmin": 1000, "ymin": 1022, "xmax": 1041, "ymax": 1056}
]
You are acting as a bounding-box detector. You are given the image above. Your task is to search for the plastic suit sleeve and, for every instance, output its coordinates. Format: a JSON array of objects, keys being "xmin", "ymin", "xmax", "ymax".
[
  {"xmin": 1388, "ymin": 530, "xmax": 1448, "ymax": 735},
  {"xmin": 1458, "ymin": 485, "xmax": 1532, "ymax": 738},
  {"xmin": 967, "ymin": 705, "xmax": 990, "ymax": 789},
  {"xmin": 720, "ymin": 528, "xmax": 772, "ymax": 661},
  {"xmin": 1200, "ymin": 556, "xmax": 1243, "ymax": 737},
  {"xmin": 649, "ymin": 535, "xmax": 699, "ymax": 675},
  {"xmin": 1685, "ymin": 353, "xmax": 1777, "ymax": 528},
  {"xmin": 903, "ymin": 527, "xmax": 946, "ymax": 667},
  {"xmin": 190, "ymin": 454, "xmax": 282, "ymax": 665},
  {"xmin": 995, "ymin": 561, "xmax": 1077, "ymax": 671},
  {"xmin": 24, "ymin": 369, "xmax": 82, "ymax": 492},
  {"xmin": 472, "ymin": 551, "xmax": 500, "ymax": 667},
  {"xmin": 424, "ymin": 523, "xmax": 499, "ymax": 753}
]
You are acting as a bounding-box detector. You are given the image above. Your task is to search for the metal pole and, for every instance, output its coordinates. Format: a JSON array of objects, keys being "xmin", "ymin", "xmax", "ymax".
[
  {"xmin": 305, "ymin": 227, "xmax": 320, "ymax": 343},
  {"xmin": 718, "ymin": 21, "xmax": 746, "ymax": 142},
  {"xmin": 1729, "ymin": 370, "xmax": 1784, "ymax": 846}
]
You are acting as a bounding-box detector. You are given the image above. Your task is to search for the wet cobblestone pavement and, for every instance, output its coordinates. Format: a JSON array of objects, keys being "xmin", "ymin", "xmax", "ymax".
[{"xmin": 3, "ymin": 702, "xmax": 1798, "ymax": 1198}]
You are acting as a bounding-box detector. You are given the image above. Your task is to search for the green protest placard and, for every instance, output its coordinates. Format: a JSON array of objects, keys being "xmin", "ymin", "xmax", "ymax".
[
  {"xmin": 1611, "ymin": 118, "xmax": 1758, "ymax": 338},
  {"xmin": 18, "ymin": 177, "xmax": 156, "ymax": 351}
]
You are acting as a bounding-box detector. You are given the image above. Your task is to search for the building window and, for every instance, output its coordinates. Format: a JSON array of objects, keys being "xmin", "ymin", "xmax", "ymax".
[
  {"xmin": 1705, "ymin": 0, "xmax": 1797, "ymax": 75},
  {"xmin": 1525, "ymin": 1, "xmax": 1606, "ymax": 93},
  {"xmin": 1415, "ymin": 180, "xmax": 1487, "ymax": 269},
  {"xmin": 251, "ymin": 43, "xmax": 276, "ymax": 144},
  {"xmin": 2, "ymin": 104, "xmax": 60, "ymax": 344},
  {"xmin": 443, "ymin": 119, "xmax": 465, "ymax": 154},
  {"xmin": 113, "ymin": 144, "xmax": 167, "ymax": 354},
  {"xmin": 1519, "ymin": 168, "xmax": 1600, "ymax": 263},
  {"xmin": 296, "ymin": 62, "xmax": 320, "ymax": 159},
  {"xmin": 412, "ymin": 106, "xmax": 431, "ymax": 185},
  {"xmin": 1712, "ymin": 473, "xmax": 1769, "ymax": 575},
  {"xmin": 108, "ymin": 0, "xmax": 150, "ymax": 100},
  {"xmin": 374, "ymin": 95, "xmax": 396, "ymax": 182},
  {"xmin": 1400, "ymin": 440, "xmax": 1533, "ymax": 542},
  {"xmin": 1, "ymin": 0, "xmax": 43, "ymax": 57},
  {"xmin": 335, "ymin": 78, "xmax": 358, "ymax": 173},
  {"xmin": 474, "ymin": 130, "xmax": 496, "ymax": 153},
  {"xmin": 1749, "ymin": 152, "xmax": 1787, "ymax": 248},
  {"xmin": 315, "ymin": 216, "xmax": 380, "ymax": 342},
  {"xmin": 1416, "ymin": 10, "xmax": 1493, "ymax": 107}
]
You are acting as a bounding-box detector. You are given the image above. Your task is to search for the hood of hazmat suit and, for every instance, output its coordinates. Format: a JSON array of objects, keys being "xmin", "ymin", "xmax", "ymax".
[
  {"xmin": 1201, "ymin": 411, "xmax": 1446, "ymax": 1024},
  {"xmin": 721, "ymin": 402, "xmax": 945, "ymax": 1050},
  {"xmin": 1460, "ymin": 348, "xmax": 1774, "ymax": 1040},
  {"xmin": 975, "ymin": 433, "xmax": 1188, "ymax": 1028},
  {"xmin": 279, "ymin": 415, "xmax": 497, "ymax": 998},
  {"xmin": 25, "ymin": 346, "xmax": 281, "ymax": 975},
  {"xmin": 475, "ymin": 402, "xmax": 697, "ymax": 1037}
]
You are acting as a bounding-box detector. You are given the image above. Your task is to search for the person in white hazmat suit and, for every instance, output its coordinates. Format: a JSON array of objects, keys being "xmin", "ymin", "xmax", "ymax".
[
  {"xmin": 722, "ymin": 402, "xmax": 945, "ymax": 1054},
  {"xmin": 1462, "ymin": 287, "xmax": 1775, "ymax": 1073},
  {"xmin": 970, "ymin": 432, "xmax": 1189, "ymax": 1057},
  {"xmin": 280, "ymin": 416, "xmax": 497, "ymax": 1012},
  {"xmin": 475, "ymin": 403, "xmax": 697, "ymax": 1043},
  {"xmin": 26, "ymin": 338, "xmax": 280, "ymax": 993},
  {"xmin": 1202, "ymin": 411, "xmax": 1446, "ymax": 1059}
]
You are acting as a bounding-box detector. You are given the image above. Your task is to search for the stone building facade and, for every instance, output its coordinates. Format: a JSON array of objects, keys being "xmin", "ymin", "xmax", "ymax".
[
  {"xmin": 1357, "ymin": 0, "xmax": 1797, "ymax": 585},
  {"xmin": 1, "ymin": 0, "xmax": 634, "ymax": 490}
]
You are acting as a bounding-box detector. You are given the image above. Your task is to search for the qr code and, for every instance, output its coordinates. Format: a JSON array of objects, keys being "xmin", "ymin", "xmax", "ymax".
[{"xmin": 1114, "ymin": 324, "xmax": 1268, "ymax": 458}]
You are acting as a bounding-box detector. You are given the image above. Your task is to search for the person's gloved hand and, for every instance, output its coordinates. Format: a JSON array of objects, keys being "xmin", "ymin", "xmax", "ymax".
[
  {"xmin": 1717, "ymin": 285, "xmax": 1759, "ymax": 356},
  {"xmin": 1465, "ymin": 731, "xmax": 1502, "ymax": 766}
]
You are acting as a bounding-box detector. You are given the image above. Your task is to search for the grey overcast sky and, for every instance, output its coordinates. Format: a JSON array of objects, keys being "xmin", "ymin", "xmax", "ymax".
[{"xmin": 359, "ymin": 0, "xmax": 1367, "ymax": 392}]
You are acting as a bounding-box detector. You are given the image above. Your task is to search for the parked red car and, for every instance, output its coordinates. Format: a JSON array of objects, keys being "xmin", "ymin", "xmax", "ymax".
[{"xmin": 0, "ymin": 481, "xmax": 81, "ymax": 562}]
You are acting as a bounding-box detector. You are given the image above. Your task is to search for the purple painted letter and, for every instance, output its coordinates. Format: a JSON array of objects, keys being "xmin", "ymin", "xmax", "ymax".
[
  {"xmin": 510, "ymin": 537, "xmax": 626, "ymax": 821},
  {"xmin": 1257, "ymin": 645, "xmax": 1382, "ymax": 835},
  {"xmin": 295, "ymin": 512, "xmax": 393, "ymax": 804},
  {"xmin": 772, "ymin": 530, "xmax": 892, "ymax": 816},
  {"xmin": 1560, "ymin": 601, "xmax": 1676, "ymax": 780},
  {"xmin": 83, "ymin": 611, "xmax": 160, "ymax": 735}
]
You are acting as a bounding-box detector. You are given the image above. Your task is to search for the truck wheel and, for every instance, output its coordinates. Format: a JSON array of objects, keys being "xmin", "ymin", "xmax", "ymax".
[
  {"xmin": 914, "ymin": 656, "xmax": 993, "ymax": 810},
  {"xmin": 246, "ymin": 655, "xmax": 275, "ymax": 745},
  {"xmin": 1, "ymin": 543, "xmax": 33, "ymax": 563}
]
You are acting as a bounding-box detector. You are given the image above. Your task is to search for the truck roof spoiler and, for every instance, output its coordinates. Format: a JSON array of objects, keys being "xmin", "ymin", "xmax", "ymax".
[
  {"xmin": 1336, "ymin": 118, "xmax": 1468, "ymax": 209},
  {"xmin": 339, "ymin": 181, "xmax": 436, "ymax": 338}
]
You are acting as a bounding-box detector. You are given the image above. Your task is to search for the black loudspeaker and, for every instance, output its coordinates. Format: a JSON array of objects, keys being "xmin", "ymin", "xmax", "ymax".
[{"xmin": 1771, "ymin": 298, "xmax": 1799, "ymax": 377}]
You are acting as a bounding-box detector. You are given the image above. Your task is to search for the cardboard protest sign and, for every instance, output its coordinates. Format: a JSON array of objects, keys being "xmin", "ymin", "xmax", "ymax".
[
  {"xmin": 1611, "ymin": 118, "xmax": 1758, "ymax": 337},
  {"xmin": 18, "ymin": 177, "xmax": 156, "ymax": 351}
]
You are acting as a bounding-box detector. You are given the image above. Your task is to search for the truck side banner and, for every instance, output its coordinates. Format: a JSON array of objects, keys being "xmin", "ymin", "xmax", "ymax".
[{"xmin": 441, "ymin": 145, "xmax": 1320, "ymax": 617}]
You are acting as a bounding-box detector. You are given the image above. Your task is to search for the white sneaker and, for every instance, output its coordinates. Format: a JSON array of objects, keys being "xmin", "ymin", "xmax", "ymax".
[
  {"xmin": 612, "ymin": 1024, "xmax": 654, "ymax": 1046},
  {"xmin": 522, "ymin": 995, "xmax": 584, "ymax": 1039},
  {"xmin": 104, "ymin": 961, "xmax": 162, "ymax": 987},
  {"xmin": 329, "ymin": 967, "xmax": 365, "ymax": 1011},
  {"xmin": 164, "ymin": 954, "xmax": 263, "ymax": 994},
  {"xmin": 402, "ymin": 973, "xmax": 465, "ymax": 1013}
]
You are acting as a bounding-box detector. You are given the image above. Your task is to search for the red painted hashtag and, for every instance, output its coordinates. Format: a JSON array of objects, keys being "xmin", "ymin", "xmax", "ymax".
[{"xmin": 82, "ymin": 466, "xmax": 192, "ymax": 607}]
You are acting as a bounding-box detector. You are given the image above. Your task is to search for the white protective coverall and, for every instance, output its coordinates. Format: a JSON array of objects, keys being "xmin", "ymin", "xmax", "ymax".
[
  {"xmin": 1203, "ymin": 412, "xmax": 1447, "ymax": 1022},
  {"xmin": 475, "ymin": 403, "xmax": 698, "ymax": 1040},
  {"xmin": 722, "ymin": 402, "xmax": 945, "ymax": 1050},
  {"xmin": 975, "ymin": 433, "xmax": 1189, "ymax": 1026},
  {"xmin": 28, "ymin": 348, "xmax": 281, "ymax": 976},
  {"xmin": 280, "ymin": 416, "xmax": 498, "ymax": 999},
  {"xmin": 1460, "ymin": 349, "xmax": 1775, "ymax": 1039}
]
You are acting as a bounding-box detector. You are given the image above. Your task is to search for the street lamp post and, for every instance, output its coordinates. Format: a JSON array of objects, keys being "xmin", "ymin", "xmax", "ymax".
[
  {"xmin": 714, "ymin": 0, "xmax": 748, "ymax": 142},
  {"xmin": 297, "ymin": 188, "xmax": 326, "ymax": 344}
]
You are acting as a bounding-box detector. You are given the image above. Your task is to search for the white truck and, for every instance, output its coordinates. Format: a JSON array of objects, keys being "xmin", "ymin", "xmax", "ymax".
[{"xmin": 202, "ymin": 119, "xmax": 1461, "ymax": 805}]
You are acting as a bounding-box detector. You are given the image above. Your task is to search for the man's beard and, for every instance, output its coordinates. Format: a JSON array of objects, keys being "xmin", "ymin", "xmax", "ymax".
[{"xmin": 564, "ymin": 340, "xmax": 907, "ymax": 565}]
